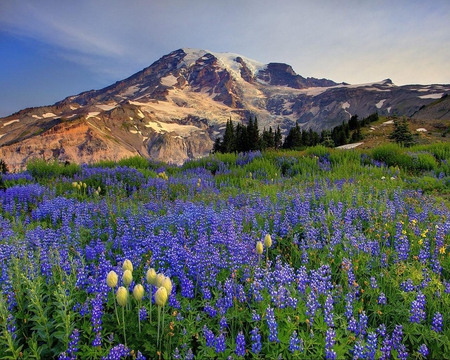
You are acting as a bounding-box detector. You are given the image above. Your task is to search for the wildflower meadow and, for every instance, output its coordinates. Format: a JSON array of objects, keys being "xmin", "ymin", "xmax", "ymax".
[{"xmin": 0, "ymin": 143, "xmax": 449, "ymax": 359}]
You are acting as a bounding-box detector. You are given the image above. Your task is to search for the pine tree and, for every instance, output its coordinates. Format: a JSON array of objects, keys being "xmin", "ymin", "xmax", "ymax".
[
  {"xmin": 389, "ymin": 117, "xmax": 414, "ymax": 147},
  {"xmin": 274, "ymin": 126, "xmax": 282, "ymax": 149}
]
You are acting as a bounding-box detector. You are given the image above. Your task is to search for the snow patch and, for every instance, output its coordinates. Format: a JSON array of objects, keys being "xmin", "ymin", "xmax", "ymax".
[
  {"xmin": 42, "ymin": 112, "xmax": 57, "ymax": 118},
  {"xmin": 120, "ymin": 85, "xmax": 140, "ymax": 97},
  {"xmin": 3, "ymin": 119, "xmax": 19, "ymax": 127},
  {"xmin": 375, "ymin": 99, "xmax": 386, "ymax": 109},
  {"xmin": 342, "ymin": 102, "xmax": 350, "ymax": 110},
  {"xmin": 382, "ymin": 120, "xmax": 394, "ymax": 125},
  {"xmin": 32, "ymin": 115, "xmax": 42, "ymax": 119},
  {"xmin": 137, "ymin": 110, "xmax": 145, "ymax": 119},
  {"xmin": 336, "ymin": 142, "xmax": 363, "ymax": 149},
  {"xmin": 96, "ymin": 104, "xmax": 117, "ymax": 111},
  {"xmin": 419, "ymin": 93, "xmax": 444, "ymax": 99},
  {"xmin": 0, "ymin": 134, "xmax": 5, "ymax": 139},
  {"xmin": 145, "ymin": 120, "xmax": 202, "ymax": 136},
  {"xmin": 160, "ymin": 75, "xmax": 178, "ymax": 87},
  {"xmin": 387, "ymin": 107, "xmax": 391, "ymax": 113},
  {"xmin": 86, "ymin": 112, "xmax": 100, "ymax": 119},
  {"xmin": 416, "ymin": 128, "xmax": 427, "ymax": 132}
]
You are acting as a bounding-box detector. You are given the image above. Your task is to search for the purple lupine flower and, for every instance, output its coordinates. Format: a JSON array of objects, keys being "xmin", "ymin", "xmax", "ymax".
[
  {"xmin": 266, "ymin": 305, "xmax": 279, "ymax": 343},
  {"xmin": 139, "ymin": 306, "xmax": 147, "ymax": 321},
  {"xmin": 431, "ymin": 312, "xmax": 443, "ymax": 333},
  {"xmin": 365, "ymin": 332, "xmax": 377, "ymax": 360},
  {"xmin": 215, "ymin": 333, "xmax": 226, "ymax": 354},
  {"xmin": 91, "ymin": 293, "xmax": 103, "ymax": 347},
  {"xmin": 377, "ymin": 323, "xmax": 387, "ymax": 338},
  {"xmin": 379, "ymin": 335, "xmax": 392, "ymax": 360},
  {"xmin": 102, "ymin": 344, "xmax": 130, "ymax": 360},
  {"xmin": 324, "ymin": 293, "xmax": 334, "ymax": 327},
  {"xmin": 418, "ymin": 344, "xmax": 429, "ymax": 358},
  {"xmin": 325, "ymin": 328, "xmax": 336, "ymax": 360},
  {"xmin": 397, "ymin": 344, "xmax": 408, "ymax": 360},
  {"xmin": 219, "ymin": 316, "xmax": 228, "ymax": 330},
  {"xmin": 203, "ymin": 325, "xmax": 215, "ymax": 347},
  {"xmin": 353, "ymin": 339, "xmax": 365, "ymax": 359},
  {"xmin": 250, "ymin": 327, "xmax": 262, "ymax": 354},
  {"xmin": 252, "ymin": 310, "xmax": 261, "ymax": 322},
  {"xmin": 289, "ymin": 331, "xmax": 303, "ymax": 353},
  {"xmin": 358, "ymin": 311, "xmax": 368, "ymax": 337},
  {"xmin": 172, "ymin": 348, "xmax": 181, "ymax": 360},
  {"xmin": 378, "ymin": 292, "xmax": 387, "ymax": 305},
  {"xmin": 410, "ymin": 291, "xmax": 426, "ymax": 324},
  {"xmin": 392, "ymin": 325, "xmax": 403, "ymax": 350},
  {"xmin": 66, "ymin": 328, "xmax": 80, "ymax": 360},
  {"xmin": 370, "ymin": 276, "xmax": 378, "ymax": 289},
  {"xmin": 235, "ymin": 332, "xmax": 246, "ymax": 357}
]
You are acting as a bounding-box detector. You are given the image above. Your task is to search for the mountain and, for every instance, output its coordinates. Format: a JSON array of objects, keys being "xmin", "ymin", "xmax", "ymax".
[{"xmin": 1, "ymin": 48, "xmax": 449, "ymax": 170}]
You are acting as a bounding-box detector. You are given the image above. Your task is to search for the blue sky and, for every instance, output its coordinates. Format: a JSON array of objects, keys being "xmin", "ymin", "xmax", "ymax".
[{"xmin": 1, "ymin": 0, "xmax": 449, "ymax": 117}]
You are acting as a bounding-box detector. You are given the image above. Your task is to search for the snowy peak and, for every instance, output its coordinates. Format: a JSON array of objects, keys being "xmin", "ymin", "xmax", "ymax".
[{"xmin": 1, "ymin": 48, "xmax": 449, "ymax": 170}]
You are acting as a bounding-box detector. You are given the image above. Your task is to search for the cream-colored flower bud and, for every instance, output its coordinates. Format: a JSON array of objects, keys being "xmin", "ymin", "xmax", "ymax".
[
  {"xmin": 72, "ymin": 182, "xmax": 77, "ymax": 188},
  {"xmin": 133, "ymin": 284, "xmax": 145, "ymax": 301},
  {"xmin": 106, "ymin": 270, "xmax": 118, "ymax": 288},
  {"xmin": 123, "ymin": 269, "xmax": 133, "ymax": 287},
  {"xmin": 155, "ymin": 286, "xmax": 168, "ymax": 306},
  {"xmin": 122, "ymin": 259, "xmax": 133, "ymax": 272},
  {"xmin": 155, "ymin": 273, "xmax": 165, "ymax": 288},
  {"xmin": 264, "ymin": 234, "xmax": 272, "ymax": 248},
  {"xmin": 116, "ymin": 286, "xmax": 128, "ymax": 307},
  {"xmin": 83, "ymin": 182, "xmax": 87, "ymax": 188},
  {"xmin": 256, "ymin": 241, "xmax": 264, "ymax": 255},
  {"xmin": 161, "ymin": 276, "xmax": 173, "ymax": 295},
  {"xmin": 146, "ymin": 268, "xmax": 157, "ymax": 285},
  {"xmin": 97, "ymin": 186, "xmax": 101, "ymax": 193}
]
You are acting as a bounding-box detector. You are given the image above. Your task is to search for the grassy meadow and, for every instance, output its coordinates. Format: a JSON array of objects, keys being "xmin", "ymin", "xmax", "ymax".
[{"xmin": 0, "ymin": 142, "xmax": 449, "ymax": 359}]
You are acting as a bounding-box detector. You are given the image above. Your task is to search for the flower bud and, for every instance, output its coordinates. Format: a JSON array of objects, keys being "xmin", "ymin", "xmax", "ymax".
[
  {"xmin": 155, "ymin": 273, "xmax": 165, "ymax": 288},
  {"xmin": 106, "ymin": 270, "xmax": 118, "ymax": 288},
  {"xmin": 133, "ymin": 284, "xmax": 145, "ymax": 301},
  {"xmin": 264, "ymin": 234, "xmax": 272, "ymax": 248},
  {"xmin": 155, "ymin": 286, "xmax": 168, "ymax": 307},
  {"xmin": 256, "ymin": 241, "xmax": 263, "ymax": 255},
  {"xmin": 122, "ymin": 259, "xmax": 133, "ymax": 272},
  {"xmin": 161, "ymin": 276, "xmax": 173, "ymax": 295},
  {"xmin": 146, "ymin": 268, "xmax": 157, "ymax": 285},
  {"xmin": 116, "ymin": 286, "xmax": 128, "ymax": 307},
  {"xmin": 123, "ymin": 269, "xmax": 133, "ymax": 287}
]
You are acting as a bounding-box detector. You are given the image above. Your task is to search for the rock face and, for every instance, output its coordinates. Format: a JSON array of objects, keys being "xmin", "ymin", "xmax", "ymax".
[{"xmin": 1, "ymin": 48, "xmax": 449, "ymax": 170}]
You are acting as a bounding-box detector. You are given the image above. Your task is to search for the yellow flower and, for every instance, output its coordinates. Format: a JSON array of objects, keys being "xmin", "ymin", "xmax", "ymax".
[
  {"xmin": 155, "ymin": 286, "xmax": 168, "ymax": 307},
  {"xmin": 264, "ymin": 234, "xmax": 272, "ymax": 248},
  {"xmin": 256, "ymin": 241, "xmax": 263, "ymax": 255},
  {"xmin": 155, "ymin": 273, "xmax": 165, "ymax": 288},
  {"xmin": 133, "ymin": 284, "xmax": 145, "ymax": 301},
  {"xmin": 439, "ymin": 246, "xmax": 446, "ymax": 255},
  {"xmin": 106, "ymin": 271, "xmax": 118, "ymax": 288},
  {"xmin": 123, "ymin": 269, "xmax": 133, "ymax": 287},
  {"xmin": 162, "ymin": 276, "xmax": 173, "ymax": 295},
  {"xmin": 116, "ymin": 286, "xmax": 128, "ymax": 307},
  {"xmin": 418, "ymin": 239, "xmax": 423, "ymax": 245},
  {"xmin": 146, "ymin": 268, "xmax": 157, "ymax": 285},
  {"xmin": 122, "ymin": 259, "xmax": 133, "ymax": 272}
]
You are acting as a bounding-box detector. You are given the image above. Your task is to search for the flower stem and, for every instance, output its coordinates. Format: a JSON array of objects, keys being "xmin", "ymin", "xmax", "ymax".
[
  {"xmin": 113, "ymin": 288, "xmax": 120, "ymax": 325},
  {"xmin": 122, "ymin": 306, "xmax": 127, "ymax": 347}
]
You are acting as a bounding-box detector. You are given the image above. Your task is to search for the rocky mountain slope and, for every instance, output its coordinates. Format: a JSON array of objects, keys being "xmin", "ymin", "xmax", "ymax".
[{"xmin": 1, "ymin": 48, "xmax": 449, "ymax": 170}]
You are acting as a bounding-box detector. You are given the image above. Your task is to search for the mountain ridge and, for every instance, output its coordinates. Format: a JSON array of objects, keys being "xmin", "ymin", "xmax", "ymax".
[{"xmin": 1, "ymin": 48, "xmax": 449, "ymax": 170}]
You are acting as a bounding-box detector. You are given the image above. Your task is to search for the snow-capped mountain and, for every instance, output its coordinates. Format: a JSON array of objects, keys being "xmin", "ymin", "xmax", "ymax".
[{"xmin": 1, "ymin": 48, "xmax": 449, "ymax": 170}]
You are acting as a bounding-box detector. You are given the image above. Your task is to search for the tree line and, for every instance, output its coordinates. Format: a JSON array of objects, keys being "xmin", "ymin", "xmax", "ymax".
[{"xmin": 213, "ymin": 113, "xmax": 379, "ymax": 153}]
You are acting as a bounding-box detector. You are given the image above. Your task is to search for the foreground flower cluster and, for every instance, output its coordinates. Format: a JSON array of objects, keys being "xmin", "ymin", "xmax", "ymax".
[{"xmin": 0, "ymin": 147, "xmax": 449, "ymax": 359}]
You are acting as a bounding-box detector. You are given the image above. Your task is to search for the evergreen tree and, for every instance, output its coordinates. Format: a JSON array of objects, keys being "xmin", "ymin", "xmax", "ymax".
[
  {"xmin": 389, "ymin": 117, "xmax": 414, "ymax": 147},
  {"xmin": 247, "ymin": 117, "xmax": 260, "ymax": 151},
  {"xmin": 222, "ymin": 119, "xmax": 236, "ymax": 153},
  {"xmin": 274, "ymin": 126, "xmax": 282, "ymax": 149}
]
